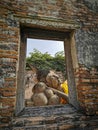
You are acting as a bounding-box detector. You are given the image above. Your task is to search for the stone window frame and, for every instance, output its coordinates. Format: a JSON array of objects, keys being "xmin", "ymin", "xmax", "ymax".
[{"xmin": 15, "ymin": 18, "xmax": 79, "ymax": 115}]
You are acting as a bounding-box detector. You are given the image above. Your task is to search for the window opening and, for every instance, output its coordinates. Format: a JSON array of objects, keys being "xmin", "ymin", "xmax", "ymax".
[
  {"xmin": 15, "ymin": 26, "xmax": 79, "ymax": 115},
  {"xmin": 25, "ymin": 38, "xmax": 69, "ymax": 107}
]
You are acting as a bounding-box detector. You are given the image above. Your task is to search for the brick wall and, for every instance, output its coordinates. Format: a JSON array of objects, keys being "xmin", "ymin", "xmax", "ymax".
[
  {"xmin": 75, "ymin": 64, "xmax": 98, "ymax": 115},
  {"xmin": 0, "ymin": 0, "xmax": 98, "ymax": 128},
  {"xmin": 0, "ymin": 3, "xmax": 20, "ymax": 127}
]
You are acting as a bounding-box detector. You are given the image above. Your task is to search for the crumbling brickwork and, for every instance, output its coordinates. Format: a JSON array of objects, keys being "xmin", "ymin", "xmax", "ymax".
[
  {"xmin": 75, "ymin": 64, "xmax": 98, "ymax": 115},
  {"xmin": 0, "ymin": 0, "xmax": 98, "ymax": 129}
]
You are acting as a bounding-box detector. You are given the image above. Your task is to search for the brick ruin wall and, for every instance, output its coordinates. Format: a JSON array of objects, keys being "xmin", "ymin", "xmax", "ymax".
[{"xmin": 0, "ymin": 0, "xmax": 98, "ymax": 127}]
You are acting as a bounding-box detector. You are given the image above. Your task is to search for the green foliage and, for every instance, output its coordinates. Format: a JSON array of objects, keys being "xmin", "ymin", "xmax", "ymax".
[{"xmin": 26, "ymin": 49, "xmax": 66, "ymax": 74}]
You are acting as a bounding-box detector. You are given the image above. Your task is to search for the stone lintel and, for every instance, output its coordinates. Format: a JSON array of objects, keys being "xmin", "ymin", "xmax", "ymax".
[{"xmin": 15, "ymin": 15, "xmax": 80, "ymax": 32}]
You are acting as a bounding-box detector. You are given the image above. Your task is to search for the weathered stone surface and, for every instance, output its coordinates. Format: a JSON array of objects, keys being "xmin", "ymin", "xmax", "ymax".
[
  {"xmin": 0, "ymin": 0, "xmax": 98, "ymax": 129},
  {"xmin": 75, "ymin": 30, "xmax": 98, "ymax": 67},
  {"xmin": 10, "ymin": 105, "xmax": 98, "ymax": 130},
  {"xmin": 83, "ymin": 0, "xmax": 98, "ymax": 13}
]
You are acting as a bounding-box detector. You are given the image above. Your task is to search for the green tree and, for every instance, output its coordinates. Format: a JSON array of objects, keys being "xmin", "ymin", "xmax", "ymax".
[
  {"xmin": 26, "ymin": 49, "xmax": 53, "ymax": 70},
  {"xmin": 26, "ymin": 49, "xmax": 66, "ymax": 77}
]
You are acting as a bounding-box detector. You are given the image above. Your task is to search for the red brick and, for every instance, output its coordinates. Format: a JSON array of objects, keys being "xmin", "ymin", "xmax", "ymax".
[
  {"xmin": 0, "ymin": 87, "xmax": 16, "ymax": 91},
  {"xmin": 80, "ymin": 78, "xmax": 91, "ymax": 83},
  {"xmin": 0, "ymin": 98, "xmax": 16, "ymax": 107},
  {"xmin": 2, "ymin": 91, "xmax": 16, "ymax": 97},
  {"xmin": 77, "ymin": 85, "xmax": 92, "ymax": 91},
  {"xmin": 4, "ymin": 77, "xmax": 16, "ymax": 82},
  {"xmin": 90, "ymin": 79, "xmax": 98, "ymax": 83},
  {"xmin": 0, "ymin": 117, "xmax": 11, "ymax": 123}
]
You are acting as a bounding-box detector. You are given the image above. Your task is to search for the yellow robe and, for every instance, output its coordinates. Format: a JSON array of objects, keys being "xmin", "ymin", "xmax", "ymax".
[
  {"xmin": 61, "ymin": 81, "xmax": 68, "ymax": 95},
  {"xmin": 60, "ymin": 81, "xmax": 68, "ymax": 104}
]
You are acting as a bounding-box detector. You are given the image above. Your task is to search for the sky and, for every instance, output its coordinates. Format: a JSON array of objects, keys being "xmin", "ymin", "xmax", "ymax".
[{"xmin": 26, "ymin": 38, "xmax": 64, "ymax": 57}]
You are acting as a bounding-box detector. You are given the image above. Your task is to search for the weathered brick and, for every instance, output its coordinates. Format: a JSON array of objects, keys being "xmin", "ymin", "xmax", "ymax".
[
  {"xmin": 3, "ymin": 81, "xmax": 16, "ymax": 87},
  {"xmin": 2, "ymin": 91, "xmax": 16, "ymax": 97},
  {"xmin": 90, "ymin": 79, "xmax": 98, "ymax": 83},
  {"xmin": 0, "ymin": 107, "xmax": 14, "ymax": 116},
  {"xmin": 0, "ymin": 0, "xmax": 98, "ymax": 128},
  {"xmin": 84, "ymin": 99, "xmax": 94, "ymax": 103},
  {"xmin": 4, "ymin": 77, "xmax": 16, "ymax": 82},
  {"xmin": 77, "ymin": 85, "xmax": 93, "ymax": 91},
  {"xmin": 0, "ymin": 117, "xmax": 11, "ymax": 123},
  {"xmin": 59, "ymin": 124, "xmax": 74, "ymax": 130},
  {"xmin": 0, "ymin": 98, "xmax": 16, "ymax": 107},
  {"xmin": 0, "ymin": 110, "xmax": 13, "ymax": 117},
  {"xmin": 0, "ymin": 54, "xmax": 18, "ymax": 59},
  {"xmin": 0, "ymin": 50, "xmax": 17, "ymax": 55},
  {"xmin": 0, "ymin": 87, "xmax": 16, "ymax": 92},
  {"xmin": 80, "ymin": 78, "xmax": 91, "ymax": 83},
  {"xmin": 0, "ymin": 123, "xmax": 9, "ymax": 128}
]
